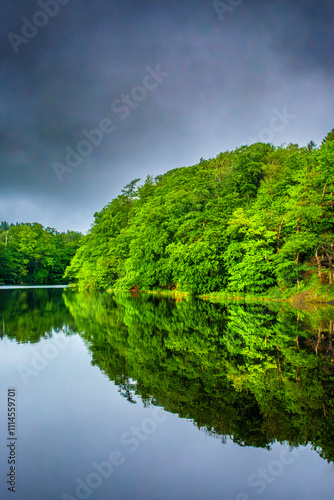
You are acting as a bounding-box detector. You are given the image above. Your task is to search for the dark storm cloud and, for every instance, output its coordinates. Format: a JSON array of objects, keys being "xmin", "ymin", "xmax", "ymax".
[{"xmin": 1, "ymin": 0, "xmax": 334, "ymax": 232}]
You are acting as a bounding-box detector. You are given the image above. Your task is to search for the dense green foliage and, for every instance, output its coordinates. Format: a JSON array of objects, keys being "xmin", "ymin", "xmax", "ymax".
[
  {"xmin": 3, "ymin": 288, "xmax": 334, "ymax": 462},
  {"xmin": 65, "ymin": 136, "xmax": 334, "ymax": 295},
  {"xmin": 0, "ymin": 222, "xmax": 82, "ymax": 284}
]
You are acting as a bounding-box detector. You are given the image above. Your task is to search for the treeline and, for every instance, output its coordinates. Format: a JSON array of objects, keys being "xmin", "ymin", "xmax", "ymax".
[
  {"xmin": 0, "ymin": 222, "xmax": 82, "ymax": 284},
  {"xmin": 64, "ymin": 130, "xmax": 333, "ymax": 294}
]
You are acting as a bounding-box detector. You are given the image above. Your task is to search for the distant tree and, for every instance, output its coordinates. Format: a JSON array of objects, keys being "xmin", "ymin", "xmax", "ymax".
[
  {"xmin": 0, "ymin": 223, "xmax": 82, "ymax": 284},
  {"xmin": 322, "ymin": 128, "xmax": 334, "ymax": 143},
  {"xmin": 307, "ymin": 140, "xmax": 316, "ymax": 151},
  {"xmin": 0, "ymin": 221, "xmax": 10, "ymax": 232},
  {"xmin": 121, "ymin": 178, "xmax": 140, "ymax": 199}
]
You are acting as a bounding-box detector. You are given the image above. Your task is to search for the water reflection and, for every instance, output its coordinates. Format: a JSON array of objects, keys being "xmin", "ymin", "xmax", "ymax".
[{"xmin": 1, "ymin": 288, "xmax": 334, "ymax": 464}]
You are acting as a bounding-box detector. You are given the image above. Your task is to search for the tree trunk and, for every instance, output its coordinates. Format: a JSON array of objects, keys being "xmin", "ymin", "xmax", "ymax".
[
  {"xmin": 276, "ymin": 348, "xmax": 284, "ymax": 382},
  {"xmin": 316, "ymin": 249, "xmax": 323, "ymax": 283},
  {"xmin": 296, "ymin": 217, "xmax": 301, "ymax": 234},
  {"xmin": 296, "ymin": 251, "xmax": 299, "ymax": 265},
  {"xmin": 321, "ymin": 183, "xmax": 327, "ymax": 202},
  {"xmin": 315, "ymin": 322, "xmax": 323, "ymax": 355}
]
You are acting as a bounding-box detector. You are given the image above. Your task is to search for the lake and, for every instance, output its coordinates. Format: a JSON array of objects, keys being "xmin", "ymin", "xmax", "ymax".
[{"xmin": 1, "ymin": 287, "xmax": 334, "ymax": 499}]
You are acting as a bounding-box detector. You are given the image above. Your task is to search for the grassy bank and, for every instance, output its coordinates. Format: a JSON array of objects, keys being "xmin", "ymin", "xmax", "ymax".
[
  {"xmin": 70, "ymin": 279, "xmax": 334, "ymax": 311},
  {"xmin": 137, "ymin": 279, "xmax": 333, "ymax": 308}
]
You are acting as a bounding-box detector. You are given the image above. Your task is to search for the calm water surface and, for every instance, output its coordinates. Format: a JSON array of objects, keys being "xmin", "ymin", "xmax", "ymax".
[{"xmin": 1, "ymin": 288, "xmax": 334, "ymax": 499}]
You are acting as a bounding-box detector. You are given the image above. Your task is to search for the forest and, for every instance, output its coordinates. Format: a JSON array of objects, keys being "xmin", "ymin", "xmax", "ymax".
[
  {"xmin": 64, "ymin": 131, "xmax": 334, "ymax": 298},
  {"xmin": 0, "ymin": 222, "xmax": 82, "ymax": 284},
  {"xmin": 1, "ymin": 131, "xmax": 333, "ymax": 296}
]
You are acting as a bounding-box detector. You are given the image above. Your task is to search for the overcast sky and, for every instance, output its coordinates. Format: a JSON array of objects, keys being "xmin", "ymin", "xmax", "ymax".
[{"xmin": 1, "ymin": 0, "xmax": 333, "ymax": 233}]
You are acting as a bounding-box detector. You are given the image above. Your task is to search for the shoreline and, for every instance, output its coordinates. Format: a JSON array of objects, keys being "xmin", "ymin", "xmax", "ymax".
[
  {"xmin": 0, "ymin": 284, "xmax": 70, "ymax": 289},
  {"xmin": 102, "ymin": 287, "xmax": 334, "ymax": 311},
  {"xmin": 11, "ymin": 282, "xmax": 330, "ymax": 311}
]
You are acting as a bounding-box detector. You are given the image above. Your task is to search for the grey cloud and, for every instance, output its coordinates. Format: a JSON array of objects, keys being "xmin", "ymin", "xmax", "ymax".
[{"xmin": 1, "ymin": 0, "xmax": 333, "ymax": 232}]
